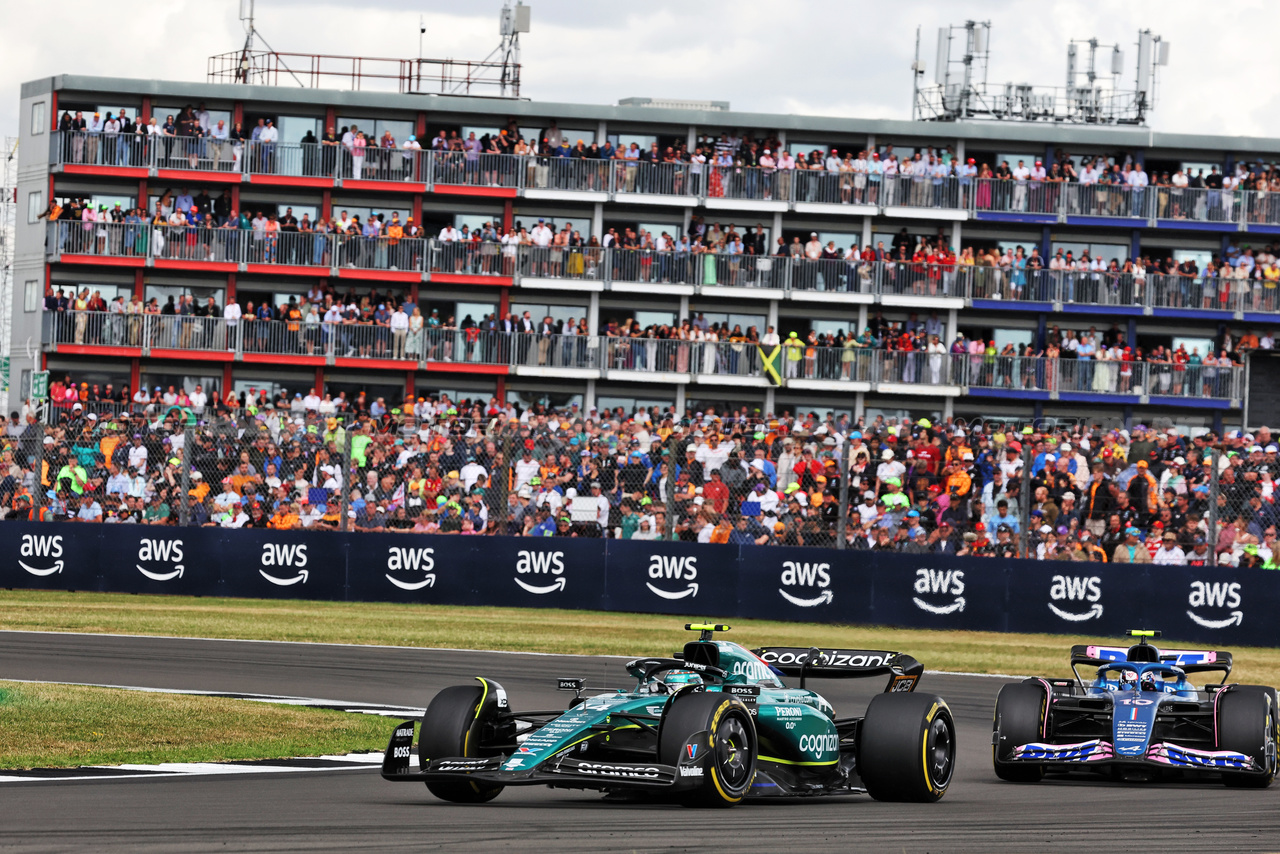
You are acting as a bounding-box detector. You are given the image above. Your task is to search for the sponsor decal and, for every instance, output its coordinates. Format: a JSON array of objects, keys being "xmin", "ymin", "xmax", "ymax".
[
  {"xmin": 259, "ymin": 543, "xmax": 309, "ymax": 585},
  {"xmin": 1013, "ymin": 740, "xmax": 1104, "ymax": 762},
  {"xmin": 730, "ymin": 660, "xmax": 775, "ymax": 683},
  {"xmin": 686, "ymin": 744, "xmax": 698, "ymax": 760},
  {"xmin": 394, "ymin": 726, "xmax": 414, "ymax": 739},
  {"xmin": 136, "ymin": 537, "xmax": 185, "ymax": 582},
  {"xmin": 679, "ymin": 766, "xmax": 704, "ymax": 777},
  {"xmin": 18, "ymin": 534, "xmax": 64, "ymax": 576},
  {"xmin": 1048, "ymin": 574, "xmax": 1103, "ymax": 621},
  {"xmin": 778, "ymin": 561, "xmax": 832, "ymax": 607},
  {"xmin": 391, "ymin": 746, "xmax": 412, "ymax": 759},
  {"xmin": 774, "ymin": 706, "xmax": 803, "ymax": 718},
  {"xmin": 515, "ymin": 550, "xmax": 566, "ymax": 594},
  {"xmin": 1187, "ymin": 581, "xmax": 1243, "ymax": 629},
  {"xmin": 434, "ymin": 759, "xmax": 495, "ymax": 772},
  {"xmin": 575, "ymin": 762, "xmax": 661, "ymax": 779},
  {"xmin": 912, "ymin": 568, "xmax": 965, "ymax": 615},
  {"xmin": 645, "ymin": 555, "xmax": 698, "ymax": 600},
  {"xmin": 1149, "ymin": 743, "xmax": 1253, "ymax": 770},
  {"xmin": 798, "ymin": 733, "xmax": 840, "ymax": 755},
  {"xmin": 385, "ymin": 546, "xmax": 435, "ymax": 590},
  {"xmin": 503, "ymin": 757, "xmax": 525, "ymax": 768},
  {"xmin": 756, "ymin": 649, "xmax": 891, "ymax": 668}
]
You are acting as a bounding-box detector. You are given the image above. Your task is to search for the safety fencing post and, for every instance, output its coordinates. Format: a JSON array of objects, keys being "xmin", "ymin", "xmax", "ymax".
[{"xmin": 836, "ymin": 433, "xmax": 851, "ymax": 550}]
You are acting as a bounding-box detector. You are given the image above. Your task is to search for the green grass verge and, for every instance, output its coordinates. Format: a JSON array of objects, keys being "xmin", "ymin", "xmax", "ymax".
[
  {"xmin": 3, "ymin": 590, "xmax": 1278, "ymax": 687},
  {"xmin": 0, "ymin": 679, "xmax": 392, "ymax": 769}
]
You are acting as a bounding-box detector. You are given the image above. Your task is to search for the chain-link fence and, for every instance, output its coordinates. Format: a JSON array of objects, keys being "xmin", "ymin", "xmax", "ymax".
[{"xmin": 5, "ymin": 406, "xmax": 1276, "ymax": 566}]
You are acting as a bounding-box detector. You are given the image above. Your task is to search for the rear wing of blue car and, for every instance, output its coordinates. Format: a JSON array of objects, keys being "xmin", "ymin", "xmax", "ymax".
[
  {"xmin": 750, "ymin": 647, "xmax": 923, "ymax": 693},
  {"xmin": 1070, "ymin": 644, "xmax": 1233, "ymax": 678}
]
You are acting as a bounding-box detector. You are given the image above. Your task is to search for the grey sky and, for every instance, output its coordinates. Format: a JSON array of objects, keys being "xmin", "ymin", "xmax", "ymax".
[{"xmin": 2, "ymin": 0, "xmax": 1275, "ymax": 141}]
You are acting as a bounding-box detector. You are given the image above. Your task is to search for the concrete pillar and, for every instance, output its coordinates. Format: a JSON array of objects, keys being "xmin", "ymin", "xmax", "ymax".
[
  {"xmin": 955, "ymin": 139, "xmax": 965, "ymax": 163},
  {"xmin": 951, "ymin": 221, "xmax": 962, "ymax": 253},
  {"xmin": 855, "ymin": 391, "xmax": 865, "ymax": 423},
  {"xmin": 679, "ymin": 295, "xmax": 690, "ymax": 323},
  {"xmin": 1040, "ymin": 226, "xmax": 1052, "ymax": 259},
  {"xmin": 764, "ymin": 386, "xmax": 776, "ymax": 417},
  {"xmin": 584, "ymin": 379, "xmax": 596, "ymax": 413},
  {"xmin": 866, "ymin": 135, "xmax": 876, "ymax": 155},
  {"xmin": 588, "ymin": 291, "xmax": 599, "ymax": 335},
  {"xmin": 687, "ymin": 124, "xmax": 696, "ymax": 150},
  {"xmin": 857, "ymin": 304, "xmax": 869, "ymax": 333},
  {"xmin": 943, "ymin": 396, "xmax": 954, "ymax": 420},
  {"xmin": 592, "ymin": 202, "xmax": 603, "ymax": 242},
  {"xmin": 946, "ymin": 307, "xmax": 958, "ymax": 343},
  {"xmin": 597, "ymin": 121, "xmax": 608, "ymax": 144},
  {"xmin": 767, "ymin": 299, "xmax": 779, "ymax": 330},
  {"xmin": 1127, "ymin": 318, "xmax": 1137, "ymax": 349},
  {"xmin": 772, "ymin": 211, "xmax": 783, "ymax": 247},
  {"xmin": 682, "ymin": 207, "xmax": 692, "ymax": 238},
  {"xmin": 861, "ymin": 215, "xmax": 872, "ymax": 250},
  {"xmin": 675, "ymin": 384, "xmax": 687, "ymax": 414},
  {"xmin": 1130, "ymin": 229, "xmax": 1141, "ymax": 260}
]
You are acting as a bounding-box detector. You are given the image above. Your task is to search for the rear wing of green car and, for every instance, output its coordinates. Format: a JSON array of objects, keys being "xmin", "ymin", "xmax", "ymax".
[{"xmin": 750, "ymin": 647, "xmax": 924, "ymax": 693}]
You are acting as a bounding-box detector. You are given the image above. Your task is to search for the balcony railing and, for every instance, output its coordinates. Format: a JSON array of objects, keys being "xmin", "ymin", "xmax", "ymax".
[
  {"xmin": 39, "ymin": 311, "xmax": 1245, "ymax": 400},
  {"xmin": 45, "ymin": 223, "xmax": 1280, "ymax": 316}
]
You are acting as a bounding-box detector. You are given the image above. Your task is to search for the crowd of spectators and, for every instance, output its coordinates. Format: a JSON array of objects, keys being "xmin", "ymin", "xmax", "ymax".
[{"xmin": 3, "ymin": 386, "xmax": 1275, "ymax": 568}]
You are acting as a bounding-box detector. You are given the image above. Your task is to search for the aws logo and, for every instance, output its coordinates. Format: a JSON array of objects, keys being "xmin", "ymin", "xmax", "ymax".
[
  {"xmin": 646, "ymin": 555, "xmax": 698, "ymax": 600},
  {"xmin": 778, "ymin": 561, "xmax": 832, "ymax": 607},
  {"xmin": 1048, "ymin": 575, "xmax": 1103, "ymax": 621},
  {"xmin": 136, "ymin": 538, "xmax": 185, "ymax": 582},
  {"xmin": 515, "ymin": 550, "xmax": 566, "ymax": 594},
  {"xmin": 912, "ymin": 568, "xmax": 965, "ymax": 615},
  {"xmin": 386, "ymin": 546, "xmax": 435, "ymax": 591},
  {"xmin": 1187, "ymin": 581, "xmax": 1243, "ymax": 629},
  {"xmin": 19, "ymin": 534, "xmax": 63, "ymax": 576},
  {"xmin": 259, "ymin": 543, "xmax": 309, "ymax": 586}
]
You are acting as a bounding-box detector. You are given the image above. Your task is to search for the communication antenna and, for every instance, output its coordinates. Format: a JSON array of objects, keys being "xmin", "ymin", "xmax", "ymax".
[
  {"xmin": 236, "ymin": 0, "xmax": 304, "ymax": 87},
  {"xmin": 449, "ymin": 1, "xmax": 530, "ymax": 98}
]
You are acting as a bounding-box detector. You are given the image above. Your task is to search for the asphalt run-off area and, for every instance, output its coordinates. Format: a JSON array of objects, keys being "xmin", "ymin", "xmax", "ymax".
[{"xmin": 1, "ymin": 630, "xmax": 1277, "ymax": 853}]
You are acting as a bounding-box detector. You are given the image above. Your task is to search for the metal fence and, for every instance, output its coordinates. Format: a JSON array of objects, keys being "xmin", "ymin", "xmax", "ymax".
[
  {"xmin": 15, "ymin": 410, "xmax": 1267, "ymax": 564},
  {"xmin": 48, "ymin": 131, "xmax": 1280, "ymax": 226}
]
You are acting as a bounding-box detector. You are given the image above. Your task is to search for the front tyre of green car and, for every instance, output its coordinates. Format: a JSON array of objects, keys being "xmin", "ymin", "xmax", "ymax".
[
  {"xmin": 418, "ymin": 683, "xmax": 505, "ymax": 803},
  {"xmin": 658, "ymin": 691, "xmax": 757, "ymax": 807},
  {"xmin": 858, "ymin": 692, "xmax": 956, "ymax": 802}
]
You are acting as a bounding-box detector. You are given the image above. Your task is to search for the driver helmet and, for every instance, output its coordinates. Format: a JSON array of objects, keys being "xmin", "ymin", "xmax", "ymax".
[
  {"xmin": 1140, "ymin": 671, "xmax": 1161, "ymax": 693},
  {"xmin": 1118, "ymin": 670, "xmax": 1139, "ymax": 690},
  {"xmin": 663, "ymin": 670, "xmax": 704, "ymax": 688}
]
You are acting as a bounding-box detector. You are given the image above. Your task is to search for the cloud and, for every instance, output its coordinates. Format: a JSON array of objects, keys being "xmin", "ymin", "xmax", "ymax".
[{"xmin": 0, "ymin": 0, "xmax": 1273, "ymax": 141}]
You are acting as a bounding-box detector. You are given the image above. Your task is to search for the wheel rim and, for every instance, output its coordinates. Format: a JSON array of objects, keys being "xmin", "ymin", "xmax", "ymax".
[
  {"xmin": 715, "ymin": 715, "xmax": 751, "ymax": 790},
  {"xmin": 927, "ymin": 715, "xmax": 954, "ymax": 788}
]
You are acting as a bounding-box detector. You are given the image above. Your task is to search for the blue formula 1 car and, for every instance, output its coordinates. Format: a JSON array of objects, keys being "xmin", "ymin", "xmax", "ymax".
[
  {"xmin": 382, "ymin": 624, "xmax": 956, "ymax": 806},
  {"xmin": 993, "ymin": 630, "xmax": 1277, "ymax": 787}
]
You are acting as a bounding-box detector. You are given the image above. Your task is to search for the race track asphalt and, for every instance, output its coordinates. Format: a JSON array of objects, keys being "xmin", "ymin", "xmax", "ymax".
[{"xmin": 1, "ymin": 630, "xmax": 1278, "ymax": 853}]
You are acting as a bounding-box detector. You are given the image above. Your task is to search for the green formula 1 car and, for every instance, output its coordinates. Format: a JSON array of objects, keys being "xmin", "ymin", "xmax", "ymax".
[{"xmin": 381, "ymin": 624, "xmax": 956, "ymax": 806}]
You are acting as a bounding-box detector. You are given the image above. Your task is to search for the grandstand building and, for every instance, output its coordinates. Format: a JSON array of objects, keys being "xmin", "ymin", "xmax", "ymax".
[{"xmin": 11, "ymin": 73, "xmax": 1280, "ymax": 431}]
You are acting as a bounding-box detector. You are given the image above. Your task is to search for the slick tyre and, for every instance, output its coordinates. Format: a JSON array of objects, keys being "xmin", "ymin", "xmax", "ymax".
[
  {"xmin": 858, "ymin": 692, "xmax": 956, "ymax": 802},
  {"xmin": 1218, "ymin": 686, "xmax": 1277, "ymax": 789},
  {"xmin": 658, "ymin": 691, "xmax": 757, "ymax": 807},
  {"xmin": 419, "ymin": 684, "xmax": 504, "ymax": 803},
  {"xmin": 992, "ymin": 681, "xmax": 1047, "ymax": 783}
]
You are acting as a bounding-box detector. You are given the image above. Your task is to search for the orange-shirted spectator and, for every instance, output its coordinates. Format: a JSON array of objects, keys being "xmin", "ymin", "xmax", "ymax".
[
  {"xmin": 269, "ymin": 502, "xmax": 300, "ymax": 530},
  {"xmin": 228, "ymin": 460, "xmax": 260, "ymax": 495}
]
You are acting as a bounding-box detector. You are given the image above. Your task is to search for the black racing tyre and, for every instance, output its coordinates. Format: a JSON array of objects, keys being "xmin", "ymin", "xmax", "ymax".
[
  {"xmin": 1218, "ymin": 686, "xmax": 1277, "ymax": 789},
  {"xmin": 992, "ymin": 681, "xmax": 1047, "ymax": 783},
  {"xmin": 658, "ymin": 691, "xmax": 757, "ymax": 807},
  {"xmin": 858, "ymin": 692, "xmax": 956, "ymax": 802},
  {"xmin": 418, "ymin": 684, "xmax": 504, "ymax": 803}
]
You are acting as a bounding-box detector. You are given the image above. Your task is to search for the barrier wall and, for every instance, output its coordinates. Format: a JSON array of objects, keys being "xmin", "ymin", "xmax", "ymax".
[{"xmin": 3, "ymin": 522, "xmax": 1278, "ymax": 648}]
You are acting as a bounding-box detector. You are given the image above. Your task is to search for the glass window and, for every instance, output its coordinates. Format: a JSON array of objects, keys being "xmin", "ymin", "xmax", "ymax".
[
  {"xmin": 505, "ymin": 389, "xmax": 583, "ymax": 411},
  {"xmin": 1172, "ymin": 248, "xmax": 1214, "ymax": 270},
  {"xmin": 68, "ymin": 283, "xmax": 132, "ymax": 305},
  {"xmin": 1173, "ymin": 337, "xmax": 1214, "ymax": 357},
  {"xmin": 24, "ymin": 280, "xmax": 40, "ymax": 312},
  {"xmin": 27, "ymin": 190, "xmax": 43, "ymax": 224},
  {"xmin": 454, "ymin": 214, "xmax": 504, "ymax": 233},
  {"xmin": 154, "ymin": 106, "xmax": 231, "ymax": 133},
  {"xmin": 510, "ymin": 303, "xmax": 585, "ymax": 326},
  {"xmin": 31, "ymin": 101, "xmax": 46, "ymax": 135},
  {"xmin": 693, "ymin": 311, "xmax": 767, "ymax": 334},
  {"xmin": 276, "ymin": 116, "xmax": 320, "ymax": 144},
  {"xmin": 145, "ymin": 284, "xmax": 224, "ymax": 308},
  {"xmin": 337, "ymin": 117, "xmax": 414, "ymax": 146},
  {"xmin": 633, "ymin": 310, "xmax": 676, "ymax": 328},
  {"xmin": 456, "ymin": 301, "xmax": 497, "ymax": 326},
  {"xmin": 1049, "ymin": 241, "xmax": 1128, "ymax": 263},
  {"xmin": 607, "ymin": 134, "xmax": 654, "ymax": 152},
  {"xmin": 142, "ymin": 372, "xmax": 220, "ymax": 397},
  {"xmin": 993, "ymin": 329, "xmax": 1032, "ymax": 350}
]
